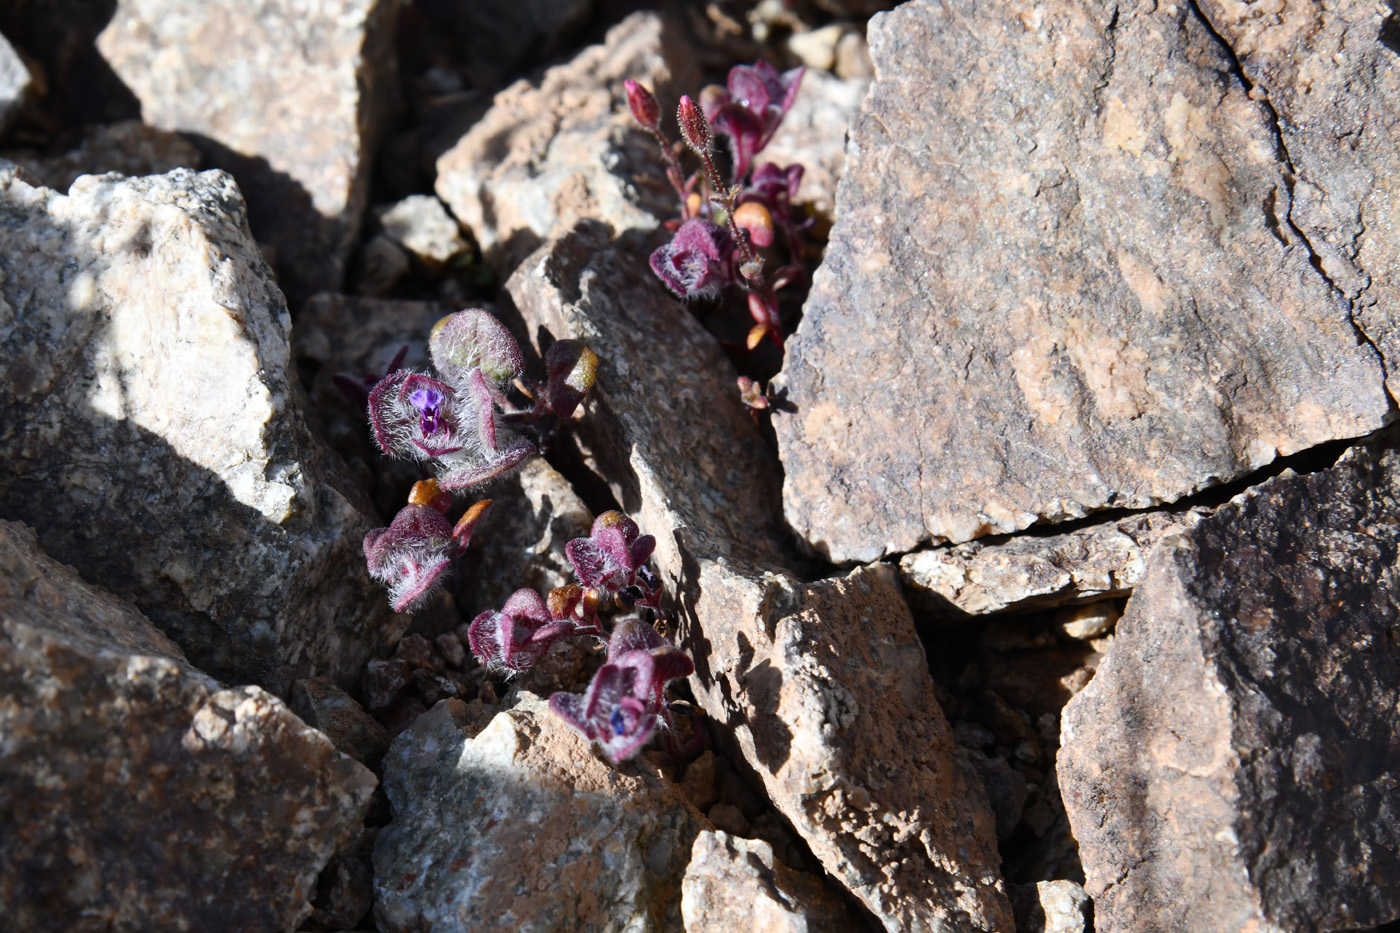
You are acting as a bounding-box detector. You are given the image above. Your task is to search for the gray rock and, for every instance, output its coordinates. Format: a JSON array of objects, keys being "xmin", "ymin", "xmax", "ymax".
[
  {"xmin": 288, "ymin": 676, "xmax": 389, "ymax": 768},
  {"xmin": 373, "ymin": 694, "xmax": 701, "ymax": 932},
  {"xmin": 5, "ymin": 120, "xmax": 200, "ymax": 192},
  {"xmin": 1059, "ymin": 437, "xmax": 1400, "ymax": 931},
  {"xmin": 97, "ymin": 0, "xmax": 399, "ymax": 298},
  {"xmin": 1009, "ymin": 881, "xmax": 1091, "ymax": 933},
  {"xmin": 0, "ymin": 31, "xmax": 31, "ymax": 133},
  {"xmin": 0, "ymin": 520, "xmax": 377, "ymax": 932},
  {"xmin": 436, "ymin": 12, "xmax": 698, "ymax": 267},
  {"xmin": 772, "ymin": 0, "xmax": 1392, "ymax": 564},
  {"xmin": 899, "ymin": 508, "xmax": 1210, "ymax": 618},
  {"xmin": 762, "ymin": 67, "xmax": 868, "ymax": 217},
  {"xmin": 375, "ymin": 193, "xmax": 468, "ymax": 268},
  {"xmin": 0, "ymin": 167, "xmax": 401, "ymax": 694},
  {"xmin": 1194, "ymin": 0, "xmax": 1400, "ymax": 399},
  {"xmin": 506, "ymin": 222, "xmax": 1013, "ymax": 932},
  {"xmin": 681, "ymin": 830, "xmax": 855, "ymax": 933}
]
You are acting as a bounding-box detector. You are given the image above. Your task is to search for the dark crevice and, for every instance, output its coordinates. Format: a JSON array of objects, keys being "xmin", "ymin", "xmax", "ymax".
[
  {"xmin": 1091, "ymin": 4, "xmax": 1121, "ymax": 111},
  {"xmin": 1186, "ymin": 0, "xmax": 1396, "ymax": 405}
]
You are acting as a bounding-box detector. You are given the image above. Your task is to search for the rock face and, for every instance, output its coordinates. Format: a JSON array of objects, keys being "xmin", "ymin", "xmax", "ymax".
[
  {"xmin": 436, "ymin": 12, "xmax": 697, "ymax": 266},
  {"xmin": 900, "ymin": 507, "xmax": 1209, "ymax": 617},
  {"xmin": 0, "ymin": 520, "xmax": 377, "ymax": 932},
  {"xmin": 681, "ymin": 830, "xmax": 854, "ymax": 933},
  {"xmin": 773, "ymin": 0, "xmax": 1393, "ymax": 563},
  {"xmin": 1059, "ymin": 438, "xmax": 1400, "ymax": 932},
  {"xmin": 0, "ymin": 167, "xmax": 400, "ymax": 693},
  {"xmin": 507, "ymin": 222, "xmax": 1013, "ymax": 931},
  {"xmin": 97, "ymin": 0, "xmax": 399, "ymax": 298},
  {"xmin": 7, "ymin": 120, "xmax": 202, "ymax": 193},
  {"xmin": 1194, "ymin": 0, "xmax": 1400, "ymax": 398},
  {"xmin": 373, "ymin": 694, "xmax": 702, "ymax": 932}
]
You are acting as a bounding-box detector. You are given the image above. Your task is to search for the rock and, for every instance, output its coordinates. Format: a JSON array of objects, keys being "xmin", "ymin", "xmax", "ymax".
[
  {"xmin": 705, "ymin": 802, "xmax": 749, "ymax": 837},
  {"xmin": 373, "ymin": 694, "xmax": 701, "ymax": 932},
  {"xmin": 0, "ymin": 520, "xmax": 377, "ymax": 931},
  {"xmin": 457, "ymin": 455, "xmax": 594, "ymax": 617},
  {"xmin": 901, "ymin": 508, "xmax": 1210, "ymax": 618},
  {"xmin": 786, "ymin": 25, "xmax": 847, "ymax": 72},
  {"xmin": 834, "ymin": 30, "xmax": 874, "ymax": 81},
  {"xmin": 506, "ymin": 221, "xmax": 1012, "ymax": 931},
  {"xmin": 353, "ymin": 233, "xmax": 411, "ymax": 297},
  {"xmin": 6, "ymin": 120, "xmax": 200, "ymax": 192},
  {"xmin": 965, "ymin": 749, "xmax": 1029, "ymax": 842},
  {"xmin": 375, "ymin": 194, "xmax": 468, "ymax": 269},
  {"xmin": 289, "ymin": 676, "xmax": 390, "ymax": 768},
  {"xmin": 1059, "ymin": 437, "xmax": 1400, "ymax": 931},
  {"xmin": 446, "ymin": 0, "xmax": 592, "ymax": 90},
  {"xmin": 436, "ymin": 12, "xmax": 698, "ymax": 267},
  {"xmin": 1193, "ymin": 0, "xmax": 1400, "ymax": 399},
  {"xmin": 1009, "ymin": 881, "xmax": 1091, "ymax": 933},
  {"xmin": 0, "ymin": 30, "xmax": 31, "ymax": 133},
  {"xmin": 97, "ymin": 0, "xmax": 399, "ymax": 299},
  {"xmin": 680, "ymin": 749, "xmax": 720, "ymax": 811},
  {"xmin": 0, "ymin": 167, "xmax": 400, "ymax": 693},
  {"xmin": 761, "ymin": 67, "xmax": 868, "ymax": 217},
  {"xmin": 1053, "ymin": 599, "xmax": 1121, "ymax": 640},
  {"xmin": 773, "ymin": 0, "xmax": 1393, "ymax": 564},
  {"xmin": 681, "ymin": 830, "xmax": 855, "ymax": 933}
]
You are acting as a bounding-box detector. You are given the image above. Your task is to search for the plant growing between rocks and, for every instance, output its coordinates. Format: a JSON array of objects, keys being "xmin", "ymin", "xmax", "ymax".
[{"xmin": 357, "ymin": 308, "xmax": 694, "ymax": 763}]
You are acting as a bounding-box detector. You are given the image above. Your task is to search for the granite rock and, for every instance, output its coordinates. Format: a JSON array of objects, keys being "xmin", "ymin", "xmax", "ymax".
[
  {"xmin": 1060, "ymin": 438, "xmax": 1400, "ymax": 931},
  {"xmin": 0, "ymin": 30, "xmax": 30, "ymax": 133},
  {"xmin": 0, "ymin": 520, "xmax": 377, "ymax": 932},
  {"xmin": 1194, "ymin": 0, "xmax": 1400, "ymax": 398},
  {"xmin": 773, "ymin": 0, "xmax": 1392, "ymax": 563},
  {"xmin": 681, "ymin": 829, "xmax": 854, "ymax": 933},
  {"xmin": 375, "ymin": 193, "xmax": 468, "ymax": 269},
  {"xmin": 900, "ymin": 508, "xmax": 1210, "ymax": 618},
  {"xmin": 288, "ymin": 676, "xmax": 389, "ymax": 768},
  {"xmin": 507, "ymin": 222, "xmax": 1013, "ymax": 931},
  {"xmin": 6, "ymin": 120, "xmax": 200, "ymax": 193},
  {"xmin": 97, "ymin": 0, "xmax": 399, "ymax": 298},
  {"xmin": 762, "ymin": 67, "xmax": 868, "ymax": 217},
  {"xmin": 0, "ymin": 167, "xmax": 400, "ymax": 693},
  {"xmin": 1009, "ymin": 881, "xmax": 1091, "ymax": 933},
  {"xmin": 373, "ymin": 694, "xmax": 701, "ymax": 932},
  {"xmin": 436, "ymin": 12, "xmax": 698, "ymax": 266}
]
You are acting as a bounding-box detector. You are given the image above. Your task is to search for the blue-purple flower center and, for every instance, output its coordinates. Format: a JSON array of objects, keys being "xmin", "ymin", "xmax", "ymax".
[
  {"xmin": 609, "ymin": 708, "xmax": 627, "ymax": 735},
  {"xmin": 409, "ymin": 387, "xmax": 446, "ymax": 435}
]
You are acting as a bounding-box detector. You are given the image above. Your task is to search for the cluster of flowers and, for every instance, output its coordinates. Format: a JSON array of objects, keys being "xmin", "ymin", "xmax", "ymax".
[
  {"xmin": 468, "ymin": 511, "xmax": 693, "ymax": 763},
  {"xmin": 625, "ymin": 61, "xmax": 807, "ymax": 351},
  {"xmin": 359, "ymin": 308, "xmax": 597, "ymax": 612}
]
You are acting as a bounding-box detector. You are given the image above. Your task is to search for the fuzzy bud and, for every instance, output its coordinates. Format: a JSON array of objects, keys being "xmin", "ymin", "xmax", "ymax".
[
  {"xmin": 677, "ymin": 95, "xmax": 712, "ymax": 153},
  {"xmin": 407, "ymin": 478, "xmax": 453, "ymax": 513},
  {"xmin": 624, "ymin": 80, "xmax": 660, "ymax": 130}
]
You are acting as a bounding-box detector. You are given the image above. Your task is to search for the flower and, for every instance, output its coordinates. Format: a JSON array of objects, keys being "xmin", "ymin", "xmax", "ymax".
[
  {"xmin": 649, "ymin": 219, "xmax": 732, "ymax": 301},
  {"xmin": 702, "ymin": 62, "xmax": 803, "ymax": 180}
]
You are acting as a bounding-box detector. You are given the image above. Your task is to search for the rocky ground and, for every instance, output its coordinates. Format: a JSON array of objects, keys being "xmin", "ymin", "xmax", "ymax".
[{"xmin": 0, "ymin": 1, "xmax": 1397, "ymax": 931}]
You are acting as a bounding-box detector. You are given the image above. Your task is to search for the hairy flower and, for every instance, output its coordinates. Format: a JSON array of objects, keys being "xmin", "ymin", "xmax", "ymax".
[
  {"xmin": 364, "ymin": 504, "xmax": 455, "ymax": 613},
  {"xmin": 467, "ymin": 588, "xmax": 594, "ymax": 673},
  {"xmin": 702, "ymin": 62, "xmax": 803, "ymax": 180},
  {"xmin": 565, "ymin": 511, "xmax": 658, "ymax": 598},
  {"xmin": 649, "ymin": 219, "xmax": 732, "ymax": 301}
]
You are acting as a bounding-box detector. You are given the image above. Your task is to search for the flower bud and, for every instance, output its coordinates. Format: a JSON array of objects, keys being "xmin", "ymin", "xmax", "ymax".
[
  {"xmin": 746, "ymin": 323, "xmax": 768, "ymax": 350},
  {"xmin": 407, "ymin": 478, "xmax": 453, "ymax": 513},
  {"xmin": 677, "ymin": 95, "xmax": 712, "ymax": 153},
  {"xmin": 624, "ymin": 80, "xmax": 660, "ymax": 130},
  {"xmin": 733, "ymin": 201, "xmax": 774, "ymax": 247}
]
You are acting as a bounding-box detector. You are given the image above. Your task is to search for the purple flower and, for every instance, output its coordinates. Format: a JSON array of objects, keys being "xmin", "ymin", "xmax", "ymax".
[
  {"xmin": 649, "ymin": 219, "xmax": 732, "ymax": 301},
  {"xmin": 565, "ymin": 510, "xmax": 657, "ymax": 597},
  {"xmin": 369, "ymin": 371, "xmax": 467, "ymax": 459},
  {"xmin": 467, "ymin": 588, "xmax": 593, "ymax": 673},
  {"xmin": 702, "ymin": 62, "xmax": 803, "ymax": 180},
  {"xmin": 364, "ymin": 504, "xmax": 455, "ymax": 613},
  {"xmin": 409, "ymin": 385, "xmax": 446, "ymax": 435}
]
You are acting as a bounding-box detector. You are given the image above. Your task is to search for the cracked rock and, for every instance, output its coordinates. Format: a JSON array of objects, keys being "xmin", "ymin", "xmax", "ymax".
[
  {"xmin": 1060, "ymin": 436, "xmax": 1400, "ymax": 931},
  {"xmin": 899, "ymin": 507, "xmax": 1210, "ymax": 617},
  {"xmin": 507, "ymin": 221, "xmax": 1012, "ymax": 932},
  {"xmin": 97, "ymin": 0, "xmax": 399, "ymax": 298},
  {"xmin": 436, "ymin": 12, "xmax": 697, "ymax": 268},
  {"xmin": 0, "ymin": 166, "xmax": 401, "ymax": 694},
  {"xmin": 0, "ymin": 520, "xmax": 377, "ymax": 931},
  {"xmin": 681, "ymin": 829, "xmax": 855, "ymax": 933},
  {"xmin": 373, "ymin": 694, "xmax": 701, "ymax": 932},
  {"xmin": 772, "ymin": 0, "xmax": 1392, "ymax": 563}
]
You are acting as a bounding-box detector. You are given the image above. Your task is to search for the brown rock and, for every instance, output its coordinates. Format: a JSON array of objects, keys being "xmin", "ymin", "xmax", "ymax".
[
  {"xmin": 507, "ymin": 222, "xmax": 1012, "ymax": 931},
  {"xmin": 0, "ymin": 167, "xmax": 400, "ymax": 694},
  {"xmin": 5, "ymin": 120, "xmax": 200, "ymax": 192},
  {"xmin": 773, "ymin": 0, "xmax": 1392, "ymax": 563},
  {"xmin": 901, "ymin": 508, "xmax": 1210, "ymax": 618},
  {"xmin": 435, "ymin": 12, "xmax": 698, "ymax": 267},
  {"xmin": 373, "ymin": 694, "xmax": 702, "ymax": 932},
  {"xmin": 681, "ymin": 830, "xmax": 856, "ymax": 933},
  {"xmin": 1194, "ymin": 0, "xmax": 1400, "ymax": 399},
  {"xmin": 289, "ymin": 676, "xmax": 389, "ymax": 768},
  {"xmin": 97, "ymin": 0, "xmax": 399, "ymax": 298},
  {"xmin": 1059, "ymin": 438, "xmax": 1400, "ymax": 931},
  {"xmin": 0, "ymin": 520, "xmax": 376, "ymax": 931}
]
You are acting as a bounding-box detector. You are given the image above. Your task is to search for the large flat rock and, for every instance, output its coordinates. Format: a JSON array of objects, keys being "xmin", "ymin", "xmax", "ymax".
[
  {"xmin": 1059, "ymin": 437, "xmax": 1400, "ymax": 931},
  {"xmin": 773, "ymin": 0, "xmax": 1392, "ymax": 563},
  {"xmin": 0, "ymin": 166, "xmax": 400, "ymax": 693},
  {"xmin": 0, "ymin": 520, "xmax": 376, "ymax": 931},
  {"xmin": 506, "ymin": 222, "xmax": 1012, "ymax": 931},
  {"xmin": 97, "ymin": 0, "xmax": 398, "ymax": 298}
]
